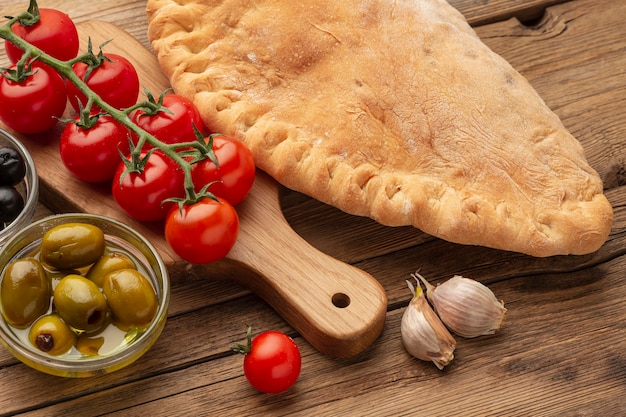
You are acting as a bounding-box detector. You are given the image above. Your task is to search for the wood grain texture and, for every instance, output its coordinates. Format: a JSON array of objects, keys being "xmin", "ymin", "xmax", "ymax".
[
  {"xmin": 451, "ymin": 0, "xmax": 571, "ymax": 25},
  {"xmin": 0, "ymin": 0, "xmax": 624, "ymax": 415}
]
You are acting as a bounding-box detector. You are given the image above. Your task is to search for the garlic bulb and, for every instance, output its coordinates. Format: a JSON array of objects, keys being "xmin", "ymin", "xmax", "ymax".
[
  {"xmin": 415, "ymin": 273, "xmax": 506, "ymax": 338},
  {"xmin": 401, "ymin": 279, "xmax": 456, "ymax": 370}
]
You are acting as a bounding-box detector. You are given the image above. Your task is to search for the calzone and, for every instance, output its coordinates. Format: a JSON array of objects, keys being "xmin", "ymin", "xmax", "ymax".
[{"xmin": 146, "ymin": 0, "xmax": 613, "ymax": 257}]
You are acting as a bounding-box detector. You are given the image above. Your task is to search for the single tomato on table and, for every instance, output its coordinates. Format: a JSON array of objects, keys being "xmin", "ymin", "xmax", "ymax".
[
  {"xmin": 67, "ymin": 53, "xmax": 139, "ymax": 112},
  {"xmin": 112, "ymin": 150, "xmax": 185, "ymax": 222},
  {"xmin": 232, "ymin": 327, "xmax": 302, "ymax": 394},
  {"xmin": 164, "ymin": 196, "xmax": 239, "ymax": 264},
  {"xmin": 0, "ymin": 63, "xmax": 67, "ymax": 134},
  {"xmin": 5, "ymin": 7, "xmax": 79, "ymax": 63},
  {"xmin": 131, "ymin": 93, "xmax": 204, "ymax": 147},
  {"xmin": 192, "ymin": 135, "xmax": 256, "ymax": 206},
  {"xmin": 60, "ymin": 115, "xmax": 131, "ymax": 183}
]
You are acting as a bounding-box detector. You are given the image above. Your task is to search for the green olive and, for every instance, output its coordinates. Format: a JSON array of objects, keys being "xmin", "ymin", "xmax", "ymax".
[
  {"xmin": 103, "ymin": 269, "xmax": 158, "ymax": 328},
  {"xmin": 28, "ymin": 314, "xmax": 76, "ymax": 356},
  {"xmin": 53, "ymin": 274, "xmax": 108, "ymax": 332},
  {"xmin": 86, "ymin": 251, "xmax": 136, "ymax": 288},
  {"xmin": 0, "ymin": 258, "xmax": 51, "ymax": 328},
  {"xmin": 40, "ymin": 223, "xmax": 105, "ymax": 270}
]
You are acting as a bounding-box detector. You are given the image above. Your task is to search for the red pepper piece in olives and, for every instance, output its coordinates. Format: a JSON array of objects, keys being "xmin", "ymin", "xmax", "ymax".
[
  {"xmin": 28, "ymin": 314, "xmax": 76, "ymax": 356},
  {"xmin": 0, "ymin": 258, "xmax": 51, "ymax": 328},
  {"xmin": 103, "ymin": 269, "xmax": 158, "ymax": 328},
  {"xmin": 40, "ymin": 223, "xmax": 106, "ymax": 270},
  {"xmin": 53, "ymin": 274, "xmax": 108, "ymax": 332}
]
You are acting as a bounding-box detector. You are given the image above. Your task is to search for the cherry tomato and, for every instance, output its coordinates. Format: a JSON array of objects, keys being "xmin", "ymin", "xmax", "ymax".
[
  {"xmin": 232, "ymin": 327, "xmax": 302, "ymax": 394},
  {"xmin": 164, "ymin": 197, "xmax": 239, "ymax": 264},
  {"xmin": 112, "ymin": 150, "xmax": 185, "ymax": 222},
  {"xmin": 192, "ymin": 135, "xmax": 256, "ymax": 205},
  {"xmin": 67, "ymin": 53, "xmax": 139, "ymax": 112},
  {"xmin": 0, "ymin": 64, "xmax": 67, "ymax": 134},
  {"xmin": 5, "ymin": 8, "xmax": 79, "ymax": 64},
  {"xmin": 131, "ymin": 93, "xmax": 204, "ymax": 147},
  {"xmin": 60, "ymin": 116, "xmax": 131, "ymax": 183}
]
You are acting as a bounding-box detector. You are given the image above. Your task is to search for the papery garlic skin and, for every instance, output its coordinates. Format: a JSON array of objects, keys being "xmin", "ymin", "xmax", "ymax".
[
  {"xmin": 401, "ymin": 279, "xmax": 456, "ymax": 370},
  {"xmin": 416, "ymin": 273, "xmax": 507, "ymax": 338}
]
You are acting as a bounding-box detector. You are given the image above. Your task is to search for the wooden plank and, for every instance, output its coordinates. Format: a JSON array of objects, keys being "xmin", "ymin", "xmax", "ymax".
[
  {"xmin": 14, "ymin": 254, "xmax": 626, "ymax": 416},
  {"xmin": 450, "ymin": 0, "xmax": 571, "ymax": 25}
]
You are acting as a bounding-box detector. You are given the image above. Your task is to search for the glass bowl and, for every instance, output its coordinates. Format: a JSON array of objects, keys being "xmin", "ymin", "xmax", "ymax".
[
  {"xmin": 0, "ymin": 128, "xmax": 39, "ymax": 248},
  {"xmin": 0, "ymin": 213, "xmax": 170, "ymax": 377}
]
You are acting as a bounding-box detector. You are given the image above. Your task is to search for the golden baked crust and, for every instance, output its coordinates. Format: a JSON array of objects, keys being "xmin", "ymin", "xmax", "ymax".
[{"xmin": 146, "ymin": 0, "xmax": 613, "ymax": 257}]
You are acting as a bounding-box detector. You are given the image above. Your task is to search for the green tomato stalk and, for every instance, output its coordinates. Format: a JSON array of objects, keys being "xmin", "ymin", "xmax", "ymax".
[{"xmin": 0, "ymin": 0, "xmax": 219, "ymax": 206}]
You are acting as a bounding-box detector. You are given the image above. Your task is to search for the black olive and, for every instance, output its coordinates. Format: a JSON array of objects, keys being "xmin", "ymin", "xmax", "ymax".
[
  {"xmin": 0, "ymin": 185, "xmax": 24, "ymax": 223},
  {"xmin": 0, "ymin": 147, "xmax": 26, "ymax": 186}
]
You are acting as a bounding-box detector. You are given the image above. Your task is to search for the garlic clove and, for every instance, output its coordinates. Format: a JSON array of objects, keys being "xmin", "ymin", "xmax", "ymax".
[
  {"xmin": 401, "ymin": 279, "xmax": 456, "ymax": 370},
  {"xmin": 415, "ymin": 273, "xmax": 507, "ymax": 338}
]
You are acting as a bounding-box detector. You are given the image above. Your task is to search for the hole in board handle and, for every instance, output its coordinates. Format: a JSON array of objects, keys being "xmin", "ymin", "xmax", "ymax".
[{"xmin": 332, "ymin": 293, "xmax": 351, "ymax": 308}]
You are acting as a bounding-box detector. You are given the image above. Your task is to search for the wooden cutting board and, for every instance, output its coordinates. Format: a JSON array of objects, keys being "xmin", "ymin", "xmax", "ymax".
[{"xmin": 9, "ymin": 21, "xmax": 387, "ymax": 359}]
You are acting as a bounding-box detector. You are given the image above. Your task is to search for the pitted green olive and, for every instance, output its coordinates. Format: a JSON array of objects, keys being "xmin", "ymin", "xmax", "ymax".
[
  {"xmin": 103, "ymin": 269, "xmax": 157, "ymax": 328},
  {"xmin": 0, "ymin": 258, "xmax": 51, "ymax": 328},
  {"xmin": 28, "ymin": 314, "xmax": 76, "ymax": 356},
  {"xmin": 86, "ymin": 252, "xmax": 136, "ymax": 288},
  {"xmin": 40, "ymin": 223, "xmax": 105, "ymax": 270},
  {"xmin": 53, "ymin": 274, "xmax": 108, "ymax": 332}
]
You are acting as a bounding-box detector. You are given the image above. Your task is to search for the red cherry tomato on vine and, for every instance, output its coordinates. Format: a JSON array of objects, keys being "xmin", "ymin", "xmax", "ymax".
[
  {"xmin": 67, "ymin": 53, "xmax": 139, "ymax": 112},
  {"xmin": 192, "ymin": 135, "xmax": 256, "ymax": 205},
  {"xmin": 131, "ymin": 93, "xmax": 204, "ymax": 147},
  {"xmin": 164, "ymin": 197, "xmax": 239, "ymax": 264},
  {"xmin": 60, "ymin": 116, "xmax": 131, "ymax": 183},
  {"xmin": 5, "ymin": 8, "xmax": 79, "ymax": 64},
  {"xmin": 112, "ymin": 150, "xmax": 185, "ymax": 222},
  {"xmin": 0, "ymin": 64, "xmax": 67, "ymax": 134},
  {"xmin": 232, "ymin": 327, "xmax": 302, "ymax": 394}
]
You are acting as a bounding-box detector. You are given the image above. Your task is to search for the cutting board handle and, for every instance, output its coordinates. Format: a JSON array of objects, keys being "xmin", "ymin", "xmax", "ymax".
[{"xmin": 213, "ymin": 172, "xmax": 387, "ymax": 358}]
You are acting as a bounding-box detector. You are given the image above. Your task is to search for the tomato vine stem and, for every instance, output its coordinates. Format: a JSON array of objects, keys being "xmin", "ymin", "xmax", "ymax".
[{"xmin": 0, "ymin": 1, "xmax": 218, "ymax": 204}]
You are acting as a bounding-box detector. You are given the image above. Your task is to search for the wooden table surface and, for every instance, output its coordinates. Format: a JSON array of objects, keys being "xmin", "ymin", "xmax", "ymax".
[{"xmin": 1, "ymin": 0, "xmax": 625, "ymax": 415}]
